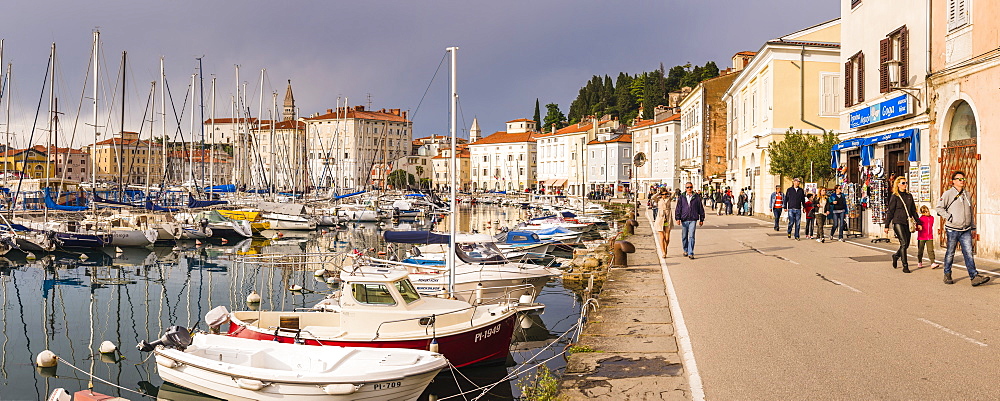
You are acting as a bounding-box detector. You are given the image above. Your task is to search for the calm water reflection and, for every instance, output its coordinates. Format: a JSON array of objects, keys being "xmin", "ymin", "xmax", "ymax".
[{"xmin": 0, "ymin": 205, "xmax": 583, "ymax": 400}]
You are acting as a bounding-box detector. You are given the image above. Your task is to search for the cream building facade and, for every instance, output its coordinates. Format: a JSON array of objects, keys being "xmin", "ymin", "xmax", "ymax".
[
  {"xmin": 468, "ymin": 119, "xmax": 538, "ymax": 192},
  {"xmin": 628, "ymin": 109, "xmax": 681, "ymax": 192},
  {"xmin": 304, "ymin": 106, "xmax": 412, "ymax": 190},
  {"xmin": 724, "ymin": 19, "xmax": 842, "ymax": 216},
  {"xmin": 536, "ymin": 118, "xmax": 618, "ymax": 196},
  {"xmin": 84, "ymin": 132, "xmax": 164, "ymax": 185}
]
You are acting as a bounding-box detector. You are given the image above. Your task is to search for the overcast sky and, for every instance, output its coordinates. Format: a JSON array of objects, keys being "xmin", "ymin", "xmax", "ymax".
[{"xmin": 0, "ymin": 1, "xmax": 838, "ymax": 147}]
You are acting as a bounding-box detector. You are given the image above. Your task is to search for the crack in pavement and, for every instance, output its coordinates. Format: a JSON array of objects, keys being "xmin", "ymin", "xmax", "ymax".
[
  {"xmin": 815, "ymin": 273, "xmax": 863, "ymax": 293},
  {"xmin": 738, "ymin": 241, "xmax": 800, "ymax": 264}
]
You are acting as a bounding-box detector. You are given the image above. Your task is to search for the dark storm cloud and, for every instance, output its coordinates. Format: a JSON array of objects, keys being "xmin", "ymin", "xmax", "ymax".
[{"xmin": 0, "ymin": 1, "xmax": 837, "ymax": 146}]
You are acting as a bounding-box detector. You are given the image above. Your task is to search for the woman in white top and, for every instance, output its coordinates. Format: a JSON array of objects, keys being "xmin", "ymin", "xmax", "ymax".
[{"xmin": 653, "ymin": 187, "xmax": 674, "ymax": 255}]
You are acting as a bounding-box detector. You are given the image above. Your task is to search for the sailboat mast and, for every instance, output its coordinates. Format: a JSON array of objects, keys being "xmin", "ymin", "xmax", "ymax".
[
  {"xmin": 446, "ymin": 46, "xmax": 458, "ymax": 296},
  {"xmin": 145, "ymin": 80, "xmax": 154, "ymax": 190},
  {"xmin": 45, "ymin": 43, "xmax": 55, "ymax": 221},
  {"xmin": 159, "ymin": 57, "xmax": 166, "ymax": 185},
  {"xmin": 118, "ymin": 51, "xmax": 126, "ymax": 196},
  {"xmin": 188, "ymin": 73, "xmax": 196, "ymax": 186},
  {"xmin": 270, "ymin": 91, "xmax": 276, "ymax": 197},
  {"xmin": 92, "ymin": 33, "xmax": 99, "ymax": 199},
  {"xmin": 210, "ymin": 76, "xmax": 216, "ymax": 188},
  {"xmin": 4, "ymin": 64, "xmax": 10, "ymax": 183}
]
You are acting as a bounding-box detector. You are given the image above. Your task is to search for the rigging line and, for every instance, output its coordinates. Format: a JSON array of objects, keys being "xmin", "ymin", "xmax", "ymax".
[
  {"xmin": 457, "ymin": 96, "xmax": 468, "ymax": 137},
  {"xmin": 54, "ymin": 41, "xmax": 92, "ymax": 187},
  {"xmin": 409, "ymin": 51, "xmax": 448, "ymax": 122},
  {"xmin": 121, "ymin": 81, "xmax": 154, "ymax": 188}
]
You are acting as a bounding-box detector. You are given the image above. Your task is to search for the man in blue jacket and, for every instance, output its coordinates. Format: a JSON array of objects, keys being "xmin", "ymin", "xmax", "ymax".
[
  {"xmin": 784, "ymin": 178, "xmax": 806, "ymax": 240},
  {"xmin": 675, "ymin": 182, "xmax": 705, "ymax": 259}
]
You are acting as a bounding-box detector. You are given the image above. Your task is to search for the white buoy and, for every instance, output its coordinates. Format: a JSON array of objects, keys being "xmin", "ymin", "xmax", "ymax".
[
  {"xmin": 115, "ymin": 247, "xmax": 124, "ymax": 254},
  {"xmin": 79, "ymin": 253, "xmax": 88, "ymax": 260},
  {"xmin": 314, "ymin": 268, "xmax": 327, "ymax": 277},
  {"xmin": 36, "ymin": 350, "xmax": 57, "ymax": 367},
  {"xmin": 26, "ymin": 252, "xmax": 36, "ymax": 261},
  {"xmin": 289, "ymin": 284, "xmax": 303, "ymax": 292},
  {"xmin": 246, "ymin": 291, "xmax": 262, "ymax": 303},
  {"xmin": 99, "ymin": 340, "xmax": 117, "ymax": 354}
]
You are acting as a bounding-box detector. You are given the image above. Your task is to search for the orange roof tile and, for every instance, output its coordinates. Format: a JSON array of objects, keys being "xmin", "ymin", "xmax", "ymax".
[
  {"xmin": 506, "ymin": 118, "xmax": 535, "ymax": 123},
  {"xmin": 259, "ymin": 120, "xmax": 306, "ymax": 130},
  {"xmin": 469, "ymin": 131, "xmax": 540, "ymax": 145},
  {"xmin": 203, "ymin": 118, "xmax": 268, "ymax": 124},
  {"xmin": 587, "ymin": 134, "xmax": 632, "ymax": 145},
  {"xmin": 306, "ymin": 106, "xmax": 410, "ymax": 123},
  {"xmin": 32, "ymin": 145, "xmax": 88, "ymax": 155}
]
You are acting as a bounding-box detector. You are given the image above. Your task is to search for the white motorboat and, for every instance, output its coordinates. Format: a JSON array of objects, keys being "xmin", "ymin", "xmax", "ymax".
[
  {"xmin": 176, "ymin": 211, "xmax": 254, "ymax": 239},
  {"xmin": 145, "ymin": 329, "xmax": 446, "ymax": 401},
  {"xmin": 263, "ymin": 213, "xmax": 318, "ymax": 230},
  {"xmin": 379, "ymin": 232, "xmax": 559, "ymax": 304},
  {"xmin": 227, "ymin": 269, "xmax": 526, "ymax": 368}
]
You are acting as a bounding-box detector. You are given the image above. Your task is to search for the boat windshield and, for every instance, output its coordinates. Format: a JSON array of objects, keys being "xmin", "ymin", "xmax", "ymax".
[
  {"xmin": 394, "ymin": 279, "xmax": 421, "ymax": 304},
  {"xmin": 351, "ymin": 283, "xmax": 397, "ymax": 305},
  {"xmin": 456, "ymin": 242, "xmax": 507, "ymax": 264}
]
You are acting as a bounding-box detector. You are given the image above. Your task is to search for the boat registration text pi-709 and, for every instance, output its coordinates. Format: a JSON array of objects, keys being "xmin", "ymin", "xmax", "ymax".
[{"xmin": 372, "ymin": 381, "xmax": 402, "ymax": 391}]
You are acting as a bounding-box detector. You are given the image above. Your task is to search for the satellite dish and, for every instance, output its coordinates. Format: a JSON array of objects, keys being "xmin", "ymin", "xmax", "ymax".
[{"xmin": 633, "ymin": 152, "xmax": 647, "ymax": 167}]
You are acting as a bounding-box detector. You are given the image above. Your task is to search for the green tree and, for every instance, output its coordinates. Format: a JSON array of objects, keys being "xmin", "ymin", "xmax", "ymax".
[
  {"xmin": 768, "ymin": 129, "xmax": 840, "ymax": 185},
  {"xmin": 414, "ymin": 165, "xmax": 425, "ymax": 178},
  {"xmin": 532, "ymin": 99, "xmax": 541, "ymax": 126},
  {"xmin": 542, "ymin": 103, "xmax": 567, "ymax": 131},
  {"xmin": 386, "ymin": 169, "xmax": 414, "ymax": 188},
  {"xmin": 419, "ymin": 178, "xmax": 432, "ymax": 189}
]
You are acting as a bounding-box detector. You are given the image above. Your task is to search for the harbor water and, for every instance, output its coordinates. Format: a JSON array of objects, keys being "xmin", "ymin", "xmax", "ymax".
[{"xmin": 0, "ymin": 205, "xmax": 587, "ymax": 400}]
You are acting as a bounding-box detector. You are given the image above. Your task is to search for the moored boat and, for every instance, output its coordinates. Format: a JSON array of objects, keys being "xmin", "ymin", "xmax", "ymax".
[{"xmin": 144, "ymin": 329, "xmax": 446, "ymax": 401}]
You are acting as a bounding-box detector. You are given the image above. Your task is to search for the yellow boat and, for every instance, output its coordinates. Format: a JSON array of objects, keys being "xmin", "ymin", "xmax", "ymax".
[{"xmin": 217, "ymin": 210, "xmax": 271, "ymax": 233}]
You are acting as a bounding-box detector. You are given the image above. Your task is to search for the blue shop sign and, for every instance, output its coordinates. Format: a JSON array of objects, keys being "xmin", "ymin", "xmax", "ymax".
[{"xmin": 849, "ymin": 94, "xmax": 911, "ymax": 129}]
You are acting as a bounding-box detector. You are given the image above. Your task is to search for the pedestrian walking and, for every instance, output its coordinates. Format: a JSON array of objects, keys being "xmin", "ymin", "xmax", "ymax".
[
  {"xmin": 936, "ymin": 171, "xmax": 990, "ymax": 286},
  {"xmin": 917, "ymin": 205, "xmax": 940, "ymax": 269},
  {"xmin": 828, "ymin": 185, "xmax": 847, "ymax": 241},
  {"xmin": 814, "ymin": 188, "xmax": 828, "ymax": 242},
  {"xmin": 721, "ymin": 190, "xmax": 732, "ymax": 216},
  {"xmin": 804, "ymin": 193, "xmax": 816, "ymax": 239},
  {"xmin": 653, "ymin": 187, "xmax": 674, "ymax": 255},
  {"xmin": 737, "ymin": 190, "xmax": 748, "ymax": 215},
  {"xmin": 675, "ymin": 182, "xmax": 705, "ymax": 259},
  {"xmin": 784, "ymin": 178, "xmax": 806, "ymax": 240},
  {"xmin": 725, "ymin": 190, "xmax": 734, "ymax": 215},
  {"xmin": 769, "ymin": 185, "xmax": 783, "ymax": 231},
  {"xmin": 884, "ymin": 176, "xmax": 921, "ymax": 273}
]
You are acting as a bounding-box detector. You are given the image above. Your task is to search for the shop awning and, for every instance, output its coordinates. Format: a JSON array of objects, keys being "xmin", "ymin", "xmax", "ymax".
[
  {"xmin": 831, "ymin": 128, "xmax": 919, "ymax": 168},
  {"xmin": 553, "ymin": 179, "xmax": 567, "ymax": 187}
]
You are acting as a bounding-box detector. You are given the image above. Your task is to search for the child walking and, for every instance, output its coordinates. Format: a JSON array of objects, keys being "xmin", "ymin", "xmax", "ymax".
[
  {"xmin": 917, "ymin": 205, "xmax": 940, "ymax": 269},
  {"xmin": 804, "ymin": 193, "xmax": 816, "ymax": 239}
]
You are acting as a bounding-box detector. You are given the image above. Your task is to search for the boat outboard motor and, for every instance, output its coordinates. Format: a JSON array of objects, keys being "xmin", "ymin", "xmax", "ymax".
[{"xmin": 137, "ymin": 326, "xmax": 192, "ymax": 352}]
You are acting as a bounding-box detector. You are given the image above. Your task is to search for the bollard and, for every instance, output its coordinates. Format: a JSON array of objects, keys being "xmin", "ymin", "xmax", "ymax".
[
  {"xmin": 612, "ymin": 240, "xmax": 636, "ymax": 267},
  {"xmin": 622, "ymin": 219, "xmax": 638, "ymax": 236}
]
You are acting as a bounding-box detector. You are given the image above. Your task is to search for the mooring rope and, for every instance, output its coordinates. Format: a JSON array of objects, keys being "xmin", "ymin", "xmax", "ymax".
[{"xmin": 56, "ymin": 356, "xmax": 155, "ymax": 398}]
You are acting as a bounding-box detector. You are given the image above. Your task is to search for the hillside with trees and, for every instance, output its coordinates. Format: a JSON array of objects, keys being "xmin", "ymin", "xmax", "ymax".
[{"xmin": 537, "ymin": 61, "xmax": 720, "ymax": 130}]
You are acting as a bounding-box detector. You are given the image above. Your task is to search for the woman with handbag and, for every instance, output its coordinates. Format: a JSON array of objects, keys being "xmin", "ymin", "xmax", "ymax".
[
  {"xmin": 884, "ymin": 176, "xmax": 922, "ymax": 273},
  {"xmin": 653, "ymin": 187, "xmax": 674, "ymax": 255}
]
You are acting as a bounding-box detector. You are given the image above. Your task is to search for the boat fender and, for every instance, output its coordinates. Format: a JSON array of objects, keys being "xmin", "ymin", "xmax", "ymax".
[
  {"xmin": 246, "ymin": 291, "xmax": 262, "ymax": 304},
  {"xmin": 235, "ymin": 378, "xmax": 268, "ymax": 391},
  {"xmin": 519, "ymin": 294, "xmax": 533, "ymax": 305},
  {"xmin": 429, "ymin": 338, "xmax": 439, "ymax": 353},
  {"xmin": 322, "ymin": 383, "xmax": 360, "ymax": 395},
  {"xmin": 36, "ymin": 350, "xmax": 58, "ymax": 368},
  {"xmin": 314, "ymin": 268, "xmax": 327, "ymax": 277},
  {"xmin": 205, "ymin": 305, "xmax": 231, "ymax": 331},
  {"xmin": 155, "ymin": 356, "xmax": 180, "ymax": 368},
  {"xmin": 99, "ymin": 341, "xmax": 117, "ymax": 354}
]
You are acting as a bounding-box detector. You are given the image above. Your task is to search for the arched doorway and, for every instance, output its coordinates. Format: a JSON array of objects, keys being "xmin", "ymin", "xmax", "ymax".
[{"xmin": 940, "ymin": 100, "xmax": 978, "ymax": 247}]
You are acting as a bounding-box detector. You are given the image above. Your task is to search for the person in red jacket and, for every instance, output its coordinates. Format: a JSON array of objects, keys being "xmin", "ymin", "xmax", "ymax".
[{"xmin": 804, "ymin": 193, "xmax": 816, "ymax": 239}]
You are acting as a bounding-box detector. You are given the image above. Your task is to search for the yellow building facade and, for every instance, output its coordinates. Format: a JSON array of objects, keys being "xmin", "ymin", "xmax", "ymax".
[
  {"xmin": 0, "ymin": 148, "xmax": 53, "ymax": 179},
  {"xmin": 84, "ymin": 132, "xmax": 164, "ymax": 185}
]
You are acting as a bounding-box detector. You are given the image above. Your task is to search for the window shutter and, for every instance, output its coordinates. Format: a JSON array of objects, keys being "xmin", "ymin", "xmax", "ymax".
[
  {"xmin": 948, "ymin": 0, "xmax": 970, "ymax": 31},
  {"xmin": 899, "ymin": 27, "xmax": 909, "ymax": 87},
  {"xmin": 845, "ymin": 60, "xmax": 854, "ymax": 107},
  {"xmin": 879, "ymin": 38, "xmax": 891, "ymax": 93},
  {"xmin": 857, "ymin": 53, "xmax": 865, "ymax": 103}
]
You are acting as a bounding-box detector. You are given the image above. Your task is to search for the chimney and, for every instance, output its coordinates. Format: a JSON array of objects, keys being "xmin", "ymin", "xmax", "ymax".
[
  {"xmin": 327, "ymin": 109, "xmax": 333, "ymax": 114},
  {"xmin": 355, "ymin": 105, "xmax": 365, "ymax": 112},
  {"xmin": 390, "ymin": 108, "xmax": 401, "ymax": 116}
]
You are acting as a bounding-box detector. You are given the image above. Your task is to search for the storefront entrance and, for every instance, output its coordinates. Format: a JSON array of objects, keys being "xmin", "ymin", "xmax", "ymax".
[{"xmin": 939, "ymin": 100, "xmax": 978, "ymax": 249}]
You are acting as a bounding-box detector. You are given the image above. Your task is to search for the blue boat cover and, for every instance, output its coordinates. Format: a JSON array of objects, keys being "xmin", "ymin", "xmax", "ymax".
[
  {"xmin": 205, "ymin": 184, "xmax": 236, "ymax": 193},
  {"xmin": 531, "ymin": 226, "xmax": 575, "ymax": 236},
  {"xmin": 145, "ymin": 200, "xmax": 179, "ymax": 212},
  {"xmin": 334, "ymin": 190, "xmax": 366, "ymax": 200},
  {"xmin": 383, "ymin": 230, "xmax": 450, "ymax": 244},
  {"xmin": 188, "ymin": 197, "xmax": 228, "ymax": 208},
  {"xmin": 504, "ymin": 231, "xmax": 543, "ymax": 244},
  {"xmin": 44, "ymin": 189, "xmax": 88, "ymax": 211},
  {"xmin": 401, "ymin": 258, "xmax": 445, "ymax": 266},
  {"xmin": 404, "ymin": 193, "xmax": 426, "ymax": 197}
]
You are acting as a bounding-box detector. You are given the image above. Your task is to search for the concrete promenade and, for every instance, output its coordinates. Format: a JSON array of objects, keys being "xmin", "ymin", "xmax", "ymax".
[{"xmin": 560, "ymin": 207, "xmax": 693, "ymax": 400}]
